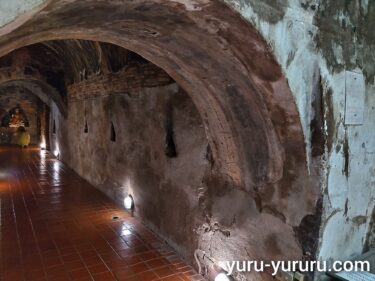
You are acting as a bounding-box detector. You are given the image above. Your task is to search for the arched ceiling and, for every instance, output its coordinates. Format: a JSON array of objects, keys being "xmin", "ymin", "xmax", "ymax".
[
  {"xmin": 0, "ymin": 40, "xmax": 151, "ymax": 97},
  {"xmin": 0, "ymin": 1, "xmax": 319, "ymax": 270},
  {"xmin": 0, "ymin": 80, "xmax": 67, "ymax": 116},
  {"xmin": 0, "ymin": 0, "xmax": 316, "ymax": 221}
]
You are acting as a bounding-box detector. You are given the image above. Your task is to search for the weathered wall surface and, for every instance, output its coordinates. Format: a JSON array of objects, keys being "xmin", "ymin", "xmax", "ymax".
[
  {"xmin": 1, "ymin": 0, "xmax": 375, "ymax": 280},
  {"xmin": 0, "ymin": 0, "xmax": 47, "ymax": 37},
  {"xmin": 0, "ymin": 0, "xmax": 44, "ymax": 27},
  {"xmin": 52, "ymin": 82, "xmax": 209, "ymax": 256},
  {"xmin": 0, "ymin": 87, "xmax": 39, "ymax": 144},
  {"xmin": 224, "ymin": 0, "xmax": 375, "ymax": 277},
  {"xmin": 67, "ymin": 64, "xmax": 173, "ymax": 101},
  {"xmin": 51, "ymin": 67, "xmax": 306, "ymax": 280}
]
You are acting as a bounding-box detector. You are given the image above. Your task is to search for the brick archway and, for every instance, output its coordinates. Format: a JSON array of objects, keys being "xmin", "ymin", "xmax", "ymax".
[
  {"xmin": 0, "ymin": 0, "xmax": 319, "ymax": 278},
  {"xmin": 0, "ymin": 79, "xmax": 67, "ymax": 117}
]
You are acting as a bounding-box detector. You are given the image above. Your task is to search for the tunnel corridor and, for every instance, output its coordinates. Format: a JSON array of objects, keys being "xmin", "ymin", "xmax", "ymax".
[
  {"xmin": 1, "ymin": 1, "xmax": 375, "ymax": 281},
  {"xmin": 0, "ymin": 20, "xmax": 325, "ymax": 281},
  {"xmin": 0, "ymin": 146, "xmax": 202, "ymax": 281},
  {"xmin": 0, "ymin": 36, "xmax": 316, "ymax": 281}
]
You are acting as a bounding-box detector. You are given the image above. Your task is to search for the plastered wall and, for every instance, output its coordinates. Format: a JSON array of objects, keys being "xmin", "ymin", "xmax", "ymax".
[
  {"xmin": 2, "ymin": 1, "xmax": 375, "ymax": 280},
  {"xmin": 223, "ymin": 0, "xmax": 375, "ymax": 277}
]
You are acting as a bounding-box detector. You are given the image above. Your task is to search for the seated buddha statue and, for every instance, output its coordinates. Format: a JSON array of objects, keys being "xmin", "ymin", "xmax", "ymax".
[{"xmin": 9, "ymin": 109, "xmax": 25, "ymax": 128}]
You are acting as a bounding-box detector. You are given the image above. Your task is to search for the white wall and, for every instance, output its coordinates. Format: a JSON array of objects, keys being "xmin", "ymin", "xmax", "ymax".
[
  {"xmin": 0, "ymin": 0, "xmax": 46, "ymax": 36},
  {"xmin": 223, "ymin": 0, "xmax": 375, "ymax": 278}
]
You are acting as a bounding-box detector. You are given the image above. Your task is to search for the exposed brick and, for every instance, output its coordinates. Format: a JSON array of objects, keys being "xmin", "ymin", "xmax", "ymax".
[{"xmin": 68, "ymin": 64, "xmax": 173, "ymax": 101}]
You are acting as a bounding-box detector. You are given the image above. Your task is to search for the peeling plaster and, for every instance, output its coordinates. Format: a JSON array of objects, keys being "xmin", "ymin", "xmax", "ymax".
[
  {"xmin": 1, "ymin": 0, "xmax": 375, "ymax": 280},
  {"xmin": 0, "ymin": 0, "xmax": 48, "ymax": 36},
  {"xmin": 222, "ymin": 0, "xmax": 375, "ymax": 279}
]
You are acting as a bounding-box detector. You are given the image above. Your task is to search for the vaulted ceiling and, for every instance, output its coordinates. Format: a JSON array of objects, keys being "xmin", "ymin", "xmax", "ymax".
[{"xmin": 0, "ymin": 40, "xmax": 151, "ymax": 100}]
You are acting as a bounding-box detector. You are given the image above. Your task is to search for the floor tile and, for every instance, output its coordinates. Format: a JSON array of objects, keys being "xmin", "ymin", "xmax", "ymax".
[{"xmin": 0, "ymin": 146, "xmax": 202, "ymax": 281}]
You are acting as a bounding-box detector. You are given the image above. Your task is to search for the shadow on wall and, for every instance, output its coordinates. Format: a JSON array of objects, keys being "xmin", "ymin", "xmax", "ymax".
[{"xmin": 365, "ymin": 208, "xmax": 375, "ymax": 252}]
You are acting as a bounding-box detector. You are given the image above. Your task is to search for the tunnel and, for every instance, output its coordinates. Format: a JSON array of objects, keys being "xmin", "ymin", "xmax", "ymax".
[{"xmin": 2, "ymin": 1, "xmax": 364, "ymax": 281}]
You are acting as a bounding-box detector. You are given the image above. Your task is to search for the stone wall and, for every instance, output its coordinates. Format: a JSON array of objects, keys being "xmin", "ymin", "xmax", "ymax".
[
  {"xmin": 3, "ymin": 1, "xmax": 375, "ymax": 280},
  {"xmin": 224, "ymin": 0, "xmax": 375, "ymax": 278},
  {"xmin": 68, "ymin": 64, "xmax": 173, "ymax": 101},
  {"xmin": 51, "ymin": 82, "xmax": 210, "ymax": 259},
  {"xmin": 51, "ymin": 71, "xmax": 305, "ymax": 281}
]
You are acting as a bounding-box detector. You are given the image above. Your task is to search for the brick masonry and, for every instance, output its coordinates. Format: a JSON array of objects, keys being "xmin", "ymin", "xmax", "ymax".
[{"xmin": 68, "ymin": 64, "xmax": 174, "ymax": 101}]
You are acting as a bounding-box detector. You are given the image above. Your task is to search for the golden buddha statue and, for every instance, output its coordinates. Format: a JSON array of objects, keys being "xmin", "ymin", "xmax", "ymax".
[{"xmin": 9, "ymin": 108, "xmax": 25, "ymax": 128}]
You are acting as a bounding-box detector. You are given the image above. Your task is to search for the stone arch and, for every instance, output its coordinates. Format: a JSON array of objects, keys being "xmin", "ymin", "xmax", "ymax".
[
  {"xmin": 0, "ymin": 0, "xmax": 319, "ymax": 272},
  {"xmin": 0, "ymin": 79, "xmax": 67, "ymax": 117}
]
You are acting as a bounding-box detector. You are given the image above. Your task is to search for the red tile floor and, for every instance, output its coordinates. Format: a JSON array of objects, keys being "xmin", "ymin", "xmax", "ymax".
[{"xmin": 0, "ymin": 146, "xmax": 204, "ymax": 281}]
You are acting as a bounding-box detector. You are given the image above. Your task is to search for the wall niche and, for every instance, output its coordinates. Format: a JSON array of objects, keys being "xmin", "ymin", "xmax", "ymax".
[{"xmin": 1, "ymin": 106, "xmax": 29, "ymax": 128}]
